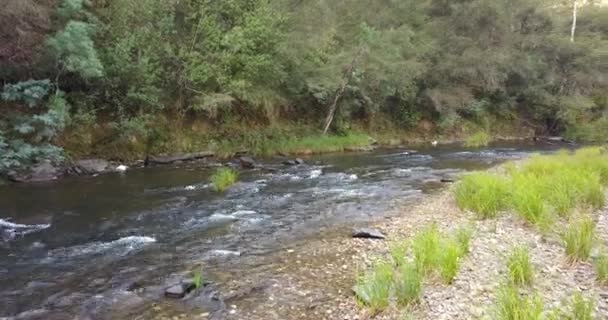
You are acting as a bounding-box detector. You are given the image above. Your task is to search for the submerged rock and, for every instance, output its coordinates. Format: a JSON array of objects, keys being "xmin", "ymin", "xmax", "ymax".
[
  {"xmin": 282, "ymin": 158, "xmax": 305, "ymax": 166},
  {"xmin": 352, "ymin": 228, "xmax": 386, "ymax": 240}
]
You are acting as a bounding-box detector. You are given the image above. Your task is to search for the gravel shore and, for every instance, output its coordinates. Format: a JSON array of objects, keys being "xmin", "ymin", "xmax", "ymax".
[{"xmin": 214, "ymin": 190, "xmax": 608, "ymax": 320}]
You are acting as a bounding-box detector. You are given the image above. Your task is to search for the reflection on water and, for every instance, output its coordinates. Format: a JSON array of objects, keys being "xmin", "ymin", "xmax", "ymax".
[{"xmin": 0, "ymin": 141, "xmax": 563, "ymax": 318}]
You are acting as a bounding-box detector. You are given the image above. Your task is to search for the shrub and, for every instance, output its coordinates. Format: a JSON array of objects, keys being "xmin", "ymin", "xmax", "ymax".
[
  {"xmin": 394, "ymin": 262, "xmax": 422, "ymax": 307},
  {"xmin": 593, "ymin": 250, "xmax": 608, "ymax": 285},
  {"xmin": 464, "ymin": 131, "xmax": 491, "ymax": 147},
  {"xmin": 506, "ymin": 247, "xmax": 533, "ymax": 286},
  {"xmin": 353, "ymin": 261, "xmax": 393, "ymax": 313},
  {"xmin": 210, "ymin": 168, "xmax": 238, "ymax": 192},
  {"xmin": 495, "ymin": 284, "xmax": 543, "ymax": 320},
  {"xmin": 562, "ymin": 216, "xmax": 596, "ymax": 262},
  {"xmin": 454, "ymin": 173, "xmax": 510, "ymax": 219}
]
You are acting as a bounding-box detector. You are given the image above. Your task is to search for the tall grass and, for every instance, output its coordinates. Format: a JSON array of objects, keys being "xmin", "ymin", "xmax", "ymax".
[
  {"xmin": 210, "ymin": 168, "xmax": 238, "ymax": 192},
  {"xmin": 354, "ymin": 261, "xmax": 393, "ymax": 314},
  {"xmin": 506, "ymin": 247, "xmax": 533, "ymax": 286},
  {"xmin": 563, "ymin": 216, "xmax": 596, "ymax": 262},
  {"xmin": 454, "ymin": 173, "xmax": 509, "ymax": 219},
  {"xmin": 464, "ymin": 131, "xmax": 491, "ymax": 147},
  {"xmin": 495, "ymin": 284, "xmax": 544, "ymax": 320},
  {"xmin": 453, "ymin": 148, "xmax": 608, "ymax": 230}
]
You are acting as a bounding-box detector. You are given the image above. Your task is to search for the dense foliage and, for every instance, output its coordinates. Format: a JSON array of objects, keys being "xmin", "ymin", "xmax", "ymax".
[{"xmin": 1, "ymin": 0, "xmax": 607, "ymax": 171}]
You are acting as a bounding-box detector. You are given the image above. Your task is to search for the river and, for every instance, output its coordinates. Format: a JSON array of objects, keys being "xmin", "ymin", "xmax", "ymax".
[{"xmin": 0, "ymin": 142, "xmax": 563, "ymax": 319}]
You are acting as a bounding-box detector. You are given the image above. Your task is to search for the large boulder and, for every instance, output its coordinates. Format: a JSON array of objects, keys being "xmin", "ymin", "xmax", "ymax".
[
  {"xmin": 72, "ymin": 159, "xmax": 109, "ymax": 175},
  {"xmin": 8, "ymin": 161, "xmax": 62, "ymax": 183}
]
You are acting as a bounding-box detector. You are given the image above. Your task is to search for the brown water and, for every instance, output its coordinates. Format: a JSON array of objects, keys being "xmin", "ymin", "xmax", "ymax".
[{"xmin": 0, "ymin": 142, "xmax": 565, "ymax": 319}]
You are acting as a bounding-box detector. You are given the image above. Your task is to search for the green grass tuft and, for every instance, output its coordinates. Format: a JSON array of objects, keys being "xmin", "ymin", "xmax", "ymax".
[
  {"xmin": 394, "ymin": 262, "xmax": 422, "ymax": 307},
  {"xmin": 437, "ymin": 241, "xmax": 462, "ymax": 284},
  {"xmin": 455, "ymin": 225, "xmax": 474, "ymax": 254},
  {"xmin": 495, "ymin": 284, "xmax": 544, "ymax": 320},
  {"xmin": 210, "ymin": 167, "xmax": 238, "ymax": 192},
  {"xmin": 389, "ymin": 242, "xmax": 408, "ymax": 267},
  {"xmin": 411, "ymin": 225, "xmax": 442, "ymax": 274},
  {"xmin": 594, "ymin": 250, "xmax": 608, "ymax": 285},
  {"xmin": 562, "ymin": 216, "xmax": 596, "ymax": 262},
  {"xmin": 354, "ymin": 261, "xmax": 393, "ymax": 314},
  {"xmin": 506, "ymin": 247, "xmax": 533, "ymax": 286},
  {"xmin": 192, "ymin": 271, "xmax": 204, "ymax": 289},
  {"xmin": 410, "ymin": 225, "xmax": 469, "ymax": 284},
  {"xmin": 464, "ymin": 131, "xmax": 491, "ymax": 147},
  {"xmin": 454, "ymin": 172, "xmax": 510, "ymax": 219},
  {"xmin": 566, "ymin": 292, "xmax": 594, "ymax": 320}
]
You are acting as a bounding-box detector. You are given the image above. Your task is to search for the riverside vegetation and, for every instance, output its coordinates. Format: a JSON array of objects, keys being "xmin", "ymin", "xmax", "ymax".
[
  {"xmin": 1, "ymin": 0, "xmax": 607, "ymax": 176},
  {"xmin": 354, "ymin": 147, "xmax": 608, "ymax": 318}
]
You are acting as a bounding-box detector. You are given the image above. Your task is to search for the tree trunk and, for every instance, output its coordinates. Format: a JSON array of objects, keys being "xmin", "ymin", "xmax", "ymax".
[
  {"xmin": 570, "ymin": 0, "xmax": 577, "ymax": 43},
  {"xmin": 322, "ymin": 48, "xmax": 364, "ymax": 135}
]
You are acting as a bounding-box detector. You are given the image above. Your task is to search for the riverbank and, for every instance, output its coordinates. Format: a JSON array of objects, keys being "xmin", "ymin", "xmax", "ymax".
[
  {"xmin": 6, "ymin": 119, "xmax": 545, "ymax": 183},
  {"xmin": 172, "ymin": 147, "xmax": 608, "ymax": 320}
]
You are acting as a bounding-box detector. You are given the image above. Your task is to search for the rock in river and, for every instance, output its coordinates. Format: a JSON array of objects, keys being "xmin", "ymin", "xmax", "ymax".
[
  {"xmin": 352, "ymin": 228, "xmax": 386, "ymax": 240},
  {"xmin": 239, "ymin": 157, "xmax": 256, "ymax": 169},
  {"xmin": 165, "ymin": 280, "xmax": 197, "ymax": 299},
  {"xmin": 7, "ymin": 160, "xmax": 62, "ymax": 183},
  {"xmin": 72, "ymin": 159, "xmax": 109, "ymax": 175}
]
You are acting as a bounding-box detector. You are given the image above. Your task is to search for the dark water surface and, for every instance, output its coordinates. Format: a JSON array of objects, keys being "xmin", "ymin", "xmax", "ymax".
[{"xmin": 0, "ymin": 142, "xmax": 563, "ymax": 318}]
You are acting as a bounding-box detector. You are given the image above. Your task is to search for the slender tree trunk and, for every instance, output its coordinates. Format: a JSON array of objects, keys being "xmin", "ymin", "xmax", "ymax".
[
  {"xmin": 570, "ymin": 0, "xmax": 577, "ymax": 42},
  {"xmin": 322, "ymin": 48, "xmax": 364, "ymax": 135}
]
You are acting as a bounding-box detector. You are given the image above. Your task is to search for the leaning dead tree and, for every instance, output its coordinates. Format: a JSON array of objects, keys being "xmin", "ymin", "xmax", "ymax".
[{"xmin": 322, "ymin": 47, "xmax": 365, "ymax": 135}]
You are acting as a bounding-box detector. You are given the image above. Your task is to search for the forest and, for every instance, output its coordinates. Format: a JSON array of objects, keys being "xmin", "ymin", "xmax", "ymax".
[{"xmin": 1, "ymin": 0, "xmax": 607, "ymax": 173}]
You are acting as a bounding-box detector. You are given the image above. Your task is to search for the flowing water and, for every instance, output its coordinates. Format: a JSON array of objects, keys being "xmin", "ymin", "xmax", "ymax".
[{"xmin": 0, "ymin": 142, "xmax": 564, "ymax": 319}]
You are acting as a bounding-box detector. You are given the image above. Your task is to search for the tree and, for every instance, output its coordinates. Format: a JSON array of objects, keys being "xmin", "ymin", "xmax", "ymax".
[{"xmin": 0, "ymin": 80, "xmax": 69, "ymax": 173}]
